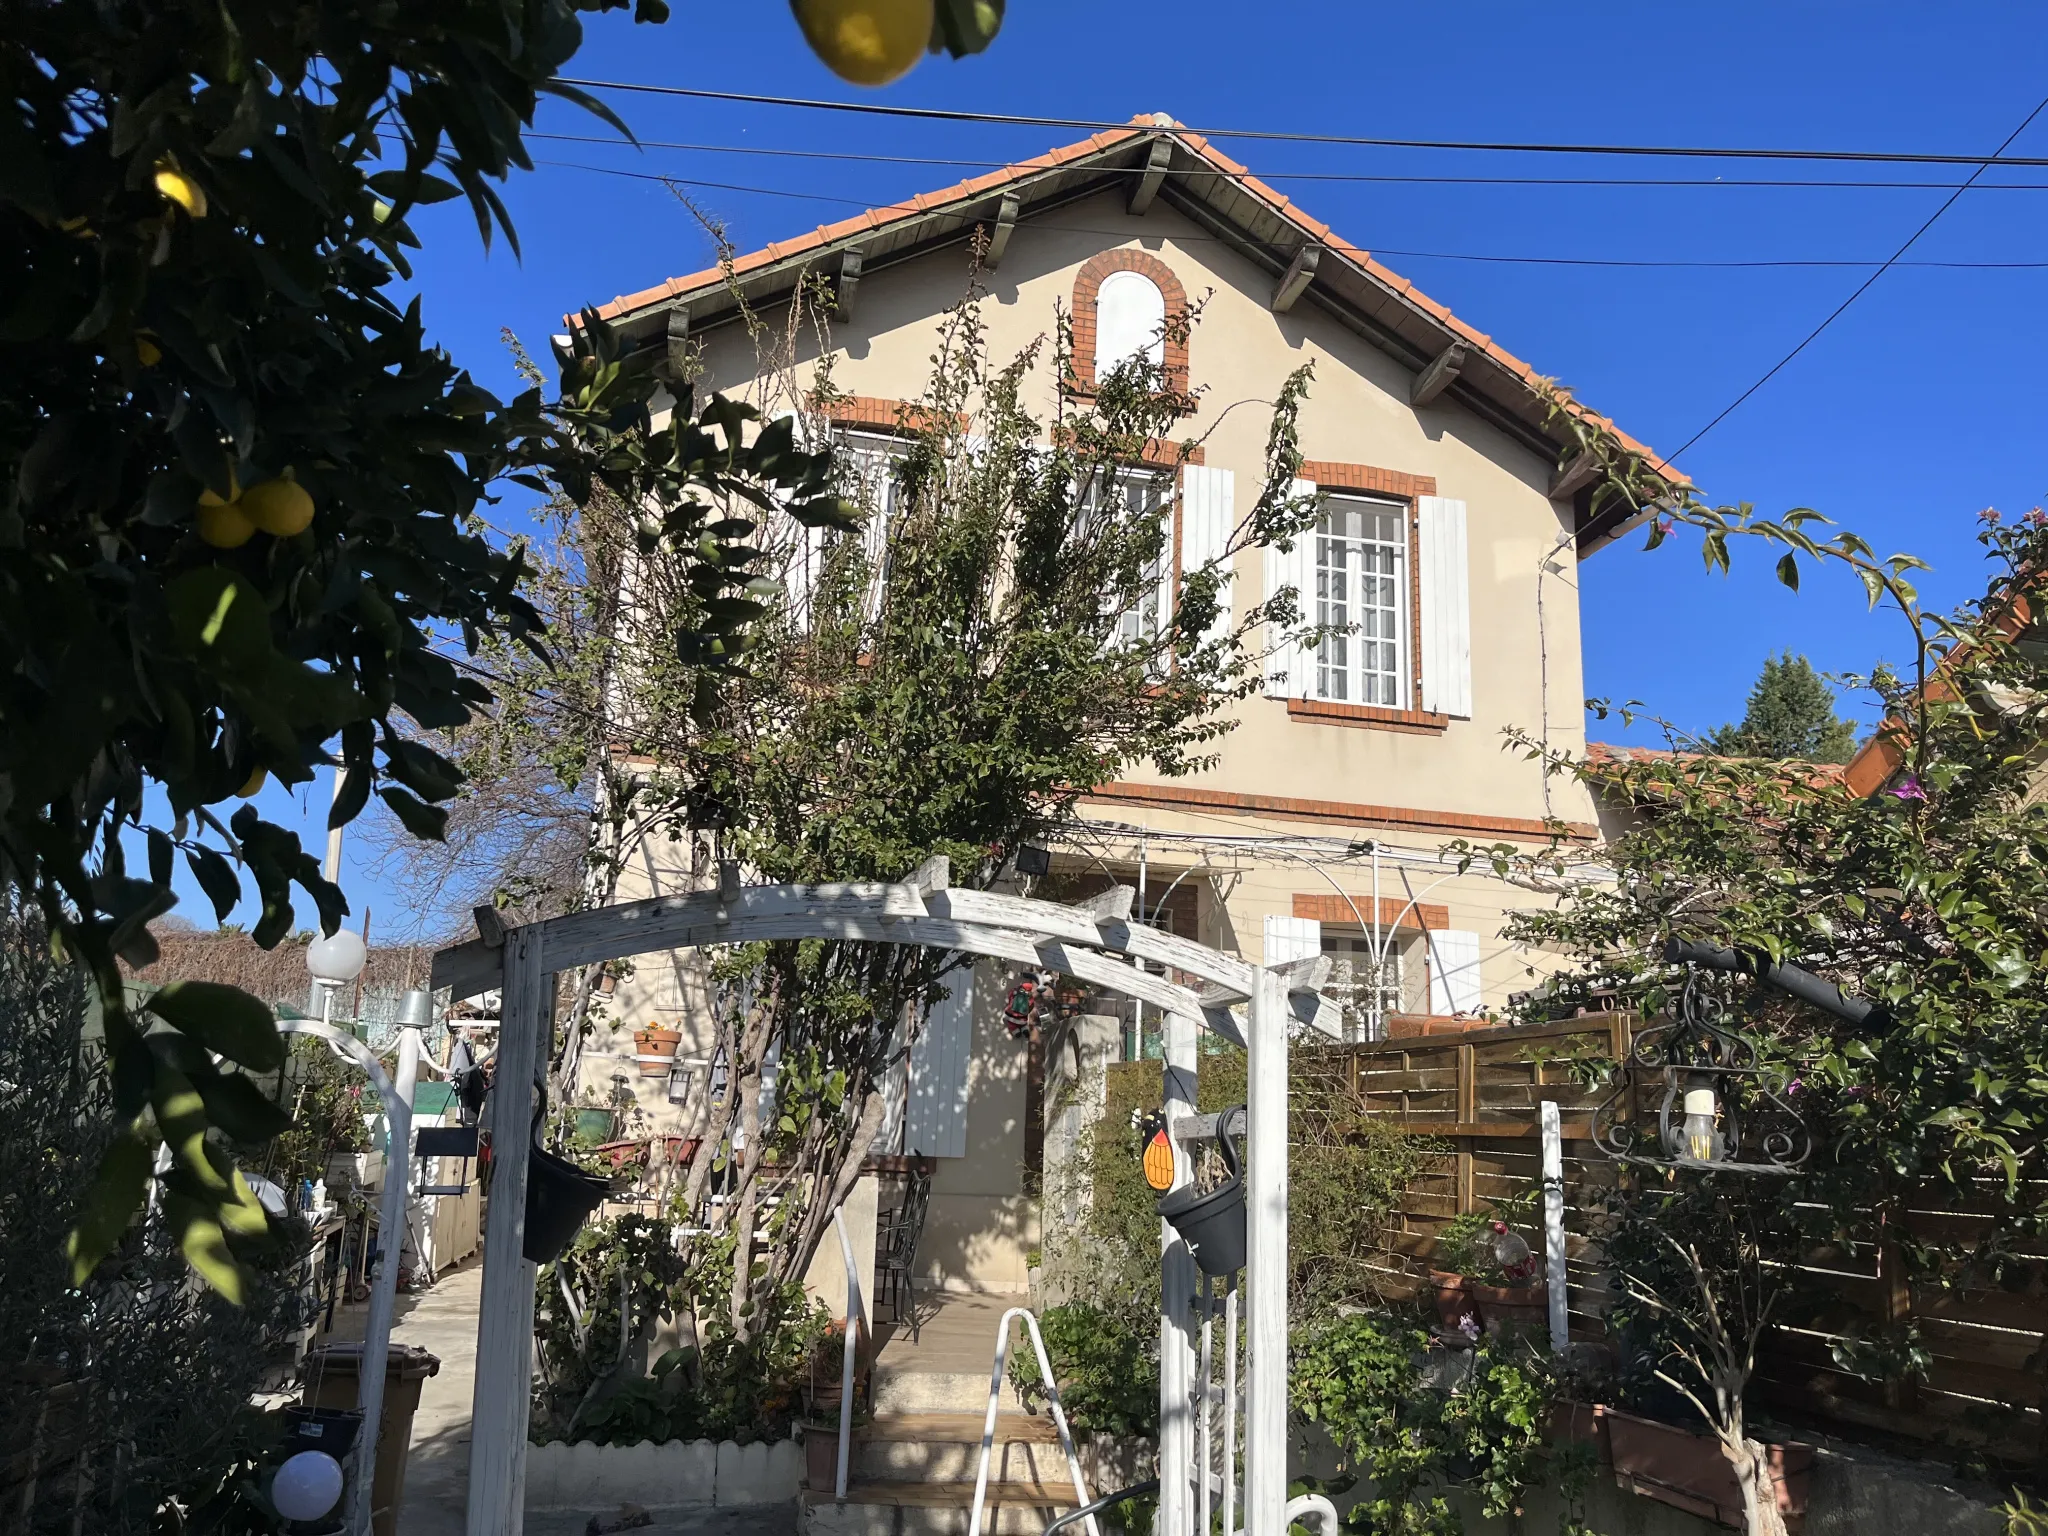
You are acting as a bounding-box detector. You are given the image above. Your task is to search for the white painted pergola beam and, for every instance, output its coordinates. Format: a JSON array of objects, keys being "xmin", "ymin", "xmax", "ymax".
[{"xmin": 428, "ymin": 878, "xmax": 1339, "ymax": 1042}]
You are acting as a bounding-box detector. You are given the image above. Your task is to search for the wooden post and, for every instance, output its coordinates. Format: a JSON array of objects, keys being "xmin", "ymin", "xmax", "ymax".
[
  {"xmin": 1245, "ymin": 967, "xmax": 1288, "ymax": 1536},
  {"xmin": 1878, "ymin": 1208, "xmax": 1918, "ymax": 1412},
  {"xmin": 467, "ymin": 924, "xmax": 546, "ymax": 1535},
  {"xmin": 1455, "ymin": 1043, "xmax": 1477, "ymax": 1213},
  {"xmin": 1159, "ymin": 1011, "xmax": 1199, "ymax": 1536}
]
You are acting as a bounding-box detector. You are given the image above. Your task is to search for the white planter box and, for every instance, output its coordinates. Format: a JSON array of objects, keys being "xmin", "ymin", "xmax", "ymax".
[{"xmin": 525, "ymin": 1437, "xmax": 801, "ymax": 1511}]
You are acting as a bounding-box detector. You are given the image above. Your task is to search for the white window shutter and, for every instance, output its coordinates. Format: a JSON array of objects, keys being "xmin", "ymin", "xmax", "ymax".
[
  {"xmin": 1263, "ymin": 479, "xmax": 1317, "ymax": 698},
  {"xmin": 1428, "ymin": 929, "xmax": 1483, "ymax": 1015},
  {"xmin": 905, "ymin": 969, "xmax": 973, "ymax": 1158},
  {"xmin": 1179, "ymin": 465, "xmax": 1235, "ymax": 644},
  {"xmin": 1263, "ymin": 913, "xmax": 1322, "ymax": 966},
  {"xmin": 1417, "ymin": 496, "xmax": 1472, "ymax": 719}
]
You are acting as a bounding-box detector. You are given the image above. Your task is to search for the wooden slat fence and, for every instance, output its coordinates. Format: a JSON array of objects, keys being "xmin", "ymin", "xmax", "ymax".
[{"xmin": 1303, "ymin": 1014, "xmax": 2048, "ymax": 1464}]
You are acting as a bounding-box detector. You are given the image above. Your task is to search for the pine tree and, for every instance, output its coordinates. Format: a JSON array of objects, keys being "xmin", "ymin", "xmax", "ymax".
[{"xmin": 1705, "ymin": 652, "xmax": 1860, "ymax": 762}]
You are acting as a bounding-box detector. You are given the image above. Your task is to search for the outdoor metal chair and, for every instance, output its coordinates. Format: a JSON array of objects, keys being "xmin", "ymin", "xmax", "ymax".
[{"xmin": 873, "ymin": 1162, "xmax": 933, "ymax": 1342}]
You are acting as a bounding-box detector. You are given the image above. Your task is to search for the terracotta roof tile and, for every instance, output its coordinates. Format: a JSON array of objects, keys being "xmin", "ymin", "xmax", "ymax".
[{"xmin": 581, "ymin": 115, "xmax": 1679, "ymax": 483}]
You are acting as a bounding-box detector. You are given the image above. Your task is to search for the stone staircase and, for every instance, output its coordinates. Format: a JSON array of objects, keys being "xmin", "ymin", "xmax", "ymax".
[
  {"xmin": 803, "ymin": 1412, "xmax": 1087, "ymax": 1536},
  {"xmin": 801, "ymin": 1295, "xmax": 1134, "ymax": 1536}
]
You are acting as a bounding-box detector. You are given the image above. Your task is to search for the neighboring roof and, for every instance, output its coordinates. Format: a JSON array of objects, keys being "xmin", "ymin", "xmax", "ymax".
[
  {"xmin": 1585, "ymin": 740, "xmax": 1849, "ymax": 790},
  {"xmin": 587, "ymin": 114, "xmax": 1679, "ymax": 556}
]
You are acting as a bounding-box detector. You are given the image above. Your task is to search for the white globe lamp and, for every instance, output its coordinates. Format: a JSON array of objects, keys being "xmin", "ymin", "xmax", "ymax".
[
  {"xmin": 306, "ymin": 928, "xmax": 368, "ymax": 985},
  {"xmin": 272, "ymin": 1448, "xmax": 344, "ymax": 1522}
]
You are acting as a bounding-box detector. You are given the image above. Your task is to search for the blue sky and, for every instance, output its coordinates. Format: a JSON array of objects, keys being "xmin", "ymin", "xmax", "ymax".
[{"xmin": 208, "ymin": 1, "xmax": 2048, "ymax": 941}]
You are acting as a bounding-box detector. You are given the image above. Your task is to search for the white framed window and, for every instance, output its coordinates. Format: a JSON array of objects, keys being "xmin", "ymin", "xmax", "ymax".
[
  {"xmin": 1079, "ymin": 469, "xmax": 1171, "ymax": 650},
  {"xmin": 1094, "ymin": 270, "xmax": 1167, "ymax": 378},
  {"xmin": 834, "ymin": 429, "xmax": 913, "ymax": 620},
  {"xmin": 1322, "ymin": 931, "xmax": 1414, "ymax": 1041},
  {"xmin": 1312, "ymin": 494, "xmax": 1408, "ymax": 707}
]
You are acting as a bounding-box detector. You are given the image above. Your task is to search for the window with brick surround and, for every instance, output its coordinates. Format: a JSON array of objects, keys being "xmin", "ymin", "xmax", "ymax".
[
  {"xmin": 1312, "ymin": 494, "xmax": 1409, "ymax": 708},
  {"xmin": 1069, "ymin": 250, "xmax": 1191, "ymax": 394}
]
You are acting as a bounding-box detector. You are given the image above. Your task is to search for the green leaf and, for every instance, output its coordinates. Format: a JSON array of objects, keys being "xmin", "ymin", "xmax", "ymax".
[
  {"xmin": 380, "ymin": 786, "xmax": 449, "ymax": 841},
  {"xmin": 193, "ymin": 1068, "xmax": 294, "ymax": 1142},
  {"xmin": 931, "ymin": 0, "xmax": 1004, "ymax": 56},
  {"xmin": 146, "ymin": 981, "xmax": 286, "ymax": 1072},
  {"xmin": 166, "ymin": 569, "xmax": 274, "ymax": 672},
  {"xmin": 164, "ymin": 1193, "xmax": 245, "ymax": 1302},
  {"xmin": 66, "ymin": 1128, "xmax": 154, "ymax": 1284},
  {"xmin": 1775, "ymin": 552, "xmax": 1800, "ymax": 591},
  {"xmin": 186, "ymin": 846, "xmax": 242, "ymax": 922}
]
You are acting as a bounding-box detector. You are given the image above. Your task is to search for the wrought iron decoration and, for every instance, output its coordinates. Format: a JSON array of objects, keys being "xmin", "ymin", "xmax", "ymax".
[{"xmin": 1592, "ymin": 966, "xmax": 1811, "ymax": 1175}]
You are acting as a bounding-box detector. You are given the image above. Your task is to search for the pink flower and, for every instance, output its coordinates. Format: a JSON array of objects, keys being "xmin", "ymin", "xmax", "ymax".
[
  {"xmin": 1888, "ymin": 776, "xmax": 1928, "ymax": 802},
  {"xmin": 1981, "ymin": 508, "xmax": 2004, "ymax": 524},
  {"xmin": 2027, "ymin": 508, "xmax": 2047, "ymax": 528}
]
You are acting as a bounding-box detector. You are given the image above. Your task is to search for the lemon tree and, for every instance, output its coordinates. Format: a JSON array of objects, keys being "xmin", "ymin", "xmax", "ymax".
[{"xmin": 0, "ymin": 0, "xmax": 869, "ymax": 1297}]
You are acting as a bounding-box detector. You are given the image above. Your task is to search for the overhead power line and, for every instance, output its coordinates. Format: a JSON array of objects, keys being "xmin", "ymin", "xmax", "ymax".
[
  {"xmin": 527, "ymin": 130, "xmax": 2048, "ymax": 192},
  {"xmin": 536, "ymin": 159, "xmax": 2048, "ymax": 270},
  {"xmin": 555, "ymin": 79, "xmax": 2048, "ymax": 169},
  {"xmin": 1669, "ymin": 91, "xmax": 2048, "ymax": 460}
]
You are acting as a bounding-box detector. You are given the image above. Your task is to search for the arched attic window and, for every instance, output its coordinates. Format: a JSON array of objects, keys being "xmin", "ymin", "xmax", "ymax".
[
  {"xmin": 1070, "ymin": 250, "xmax": 1190, "ymax": 394},
  {"xmin": 1094, "ymin": 269, "xmax": 1167, "ymax": 379}
]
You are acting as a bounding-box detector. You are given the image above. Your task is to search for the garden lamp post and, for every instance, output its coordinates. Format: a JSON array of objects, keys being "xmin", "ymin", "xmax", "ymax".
[
  {"xmin": 307, "ymin": 925, "xmax": 368, "ymax": 1028},
  {"xmin": 279, "ymin": 1017, "xmax": 419, "ymax": 1536}
]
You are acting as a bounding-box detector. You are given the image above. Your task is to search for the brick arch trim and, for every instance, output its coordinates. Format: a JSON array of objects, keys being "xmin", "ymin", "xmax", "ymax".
[{"xmin": 1069, "ymin": 249, "xmax": 1190, "ymax": 394}]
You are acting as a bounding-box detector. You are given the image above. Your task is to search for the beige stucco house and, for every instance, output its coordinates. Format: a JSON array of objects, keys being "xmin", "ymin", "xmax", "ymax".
[{"xmin": 570, "ymin": 114, "xmax": 1675, "ymax": 1298}]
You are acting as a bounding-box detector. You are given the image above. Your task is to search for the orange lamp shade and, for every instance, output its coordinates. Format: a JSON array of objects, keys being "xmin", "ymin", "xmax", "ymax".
[{"xmin": 1142, "ymin": 1128, "xmax": 1175, "ymax": 1191}]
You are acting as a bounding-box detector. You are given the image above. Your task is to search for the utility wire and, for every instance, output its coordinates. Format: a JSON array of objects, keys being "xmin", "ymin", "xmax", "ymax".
[
  {"xmin": 527, "ymin": 130, "xmax": 2048, "ymax": 191},
  {"xmin": 536, "ymin": 159, "xmax": 2048, "ymax": 271},
  {"xmin": 555, "ymin": 79, "xmax": 2048, "ymax": 169},
  {"xmin": 1669, "ymin": 92, "xmax": 2048, "ymax": 459}
]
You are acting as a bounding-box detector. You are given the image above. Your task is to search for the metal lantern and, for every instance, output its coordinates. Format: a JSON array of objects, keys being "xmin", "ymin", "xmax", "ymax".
[{"xmin": 1592, "ymin": 967, "xmax": 1811, "ymax": 1175}]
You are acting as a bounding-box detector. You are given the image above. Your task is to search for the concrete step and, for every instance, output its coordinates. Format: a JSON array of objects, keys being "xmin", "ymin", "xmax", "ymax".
[
  {"xmin": 802, "ymin": 1481, "xmax": 1078, "ymax": 1536},
  {"xmin": 855, "ymin": 1438, "xmax": 1077, "ymax": 1485},
  {"xmin": 870, "ymin": 1369, "xmax": 1022, "ymax": 1416}
]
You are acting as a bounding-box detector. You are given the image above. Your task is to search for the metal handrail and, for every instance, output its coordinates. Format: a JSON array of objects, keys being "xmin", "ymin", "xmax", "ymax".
[
  {"xmin": 968, "ymin": 1308, "xmax": 1097, "ymax": 1536},
  {"xmin": 1041, "ymin": 1480, "xmax": 1160, "ymax": 1536},
  {"xmin": 830, "ymin": 1207, "xmax": 866, "ymax": 1501},
  {"xmin": 1283, "ymin": 1493, "xmax": 1340, "ymax": 1536}
]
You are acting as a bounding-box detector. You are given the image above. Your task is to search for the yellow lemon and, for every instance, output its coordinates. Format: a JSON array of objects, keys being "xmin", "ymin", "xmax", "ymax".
[
  {"xmin": 197, "ymin": 468, "xmax": 241, "ymax": 507},
  {"xmin": 197, "ymin": 500, "xmax": 257, "ymax": 549},
  {"xmin": 239, "ymin": 477, "xmax": 315, "ymax": 537},
  {"xmin": 237, "ymin": 766, "xmax": 268, "ymax": 798},
  {"xmin": 154, "ymin": 163, "xmax": 208, "ymax": 219},
  {"xmin": 135, "ymin": 333, "xmax": 162, "ymax": 367},
  {"xmin": 792, "ymin": 0, "xmax": 932, "ymax": 86}
]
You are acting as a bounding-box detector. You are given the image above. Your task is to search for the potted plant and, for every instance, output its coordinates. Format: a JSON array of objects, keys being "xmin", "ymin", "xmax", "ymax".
[
  {"xmin": 631, "ymin": 1021, "xmax": 682, "ymax": 1077},
  {"xmin": 1427, "ymin": 1207, "xmax": 1489, "ymax": 1333},
  {"xmin": 1433, "ymin": 1192, "xmax": 1545, "ymax": 1337}
]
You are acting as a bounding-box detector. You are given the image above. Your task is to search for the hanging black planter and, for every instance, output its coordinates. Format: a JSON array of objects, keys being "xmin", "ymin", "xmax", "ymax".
[
  {"xmin": 1156, "ymin": 1103, "xmax": 1247, "ymax": 1278},
  {"xmin": 524, "ymin": 1141, "xmax": 608, "ymax": 1264},
  {"xmin": 517, "ymin": 1087, "xmax": 608, "ymax": 1265}
]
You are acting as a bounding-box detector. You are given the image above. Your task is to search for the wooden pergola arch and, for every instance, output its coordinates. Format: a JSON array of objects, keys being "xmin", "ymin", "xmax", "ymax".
[{"xmin": 431, "ymin": 856, "xmax": 1331, "ymax": 1536}]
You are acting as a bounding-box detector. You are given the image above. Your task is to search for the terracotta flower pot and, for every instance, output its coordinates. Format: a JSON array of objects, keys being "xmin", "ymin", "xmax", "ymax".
[
  {"xmin": 802, "ymin": 1421, "xmax": 842, "ymax": 1490},
  {"xmin": 632, "ymin": 1024, "xmax": 682, "ymax": 1077},
  {"xmin": 1429, "ymin": 1270, "xmax": 1479, "ymax": 1332},
  {"xmin": 1545, "ymin": 1400, "xmax": 1610, "ymax": 1466},
  {"xmin": 1602, "ymin": 1405, "xmax": 1811, "ymax": 1527},
  {"xmin": 1465, "ymin": 1280, "xmax": 1548, "ymax": 1337}
]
